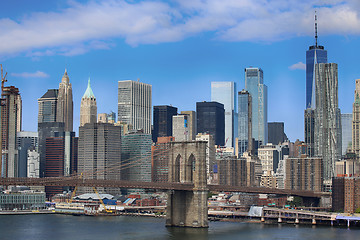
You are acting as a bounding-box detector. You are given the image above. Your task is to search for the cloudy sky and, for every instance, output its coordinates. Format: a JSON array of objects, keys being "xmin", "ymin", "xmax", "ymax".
[{"xmin": 1, "ymin": 0, "xmax": 360, "ymax": 141}]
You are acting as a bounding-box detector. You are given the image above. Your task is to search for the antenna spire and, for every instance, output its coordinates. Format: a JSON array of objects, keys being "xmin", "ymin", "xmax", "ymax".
[{"xmin": 315, "ymin": 11, "xmax": 318, "ymax": 47}]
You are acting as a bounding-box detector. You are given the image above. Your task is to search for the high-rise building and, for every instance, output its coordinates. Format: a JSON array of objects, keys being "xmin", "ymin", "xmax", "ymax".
[
  {"xmin": 244, "ymin": 67, "xmax": 267, "ymax": 146},
  {"xmin": 196, "ymin": 101, "xmax": 225, "ymax": 146},
  {"xmin": 38, "ymin": 89, "xmax": 58, "ymax": 123},
  {"xmin": 237, "ymin": 90, "xmax": 252, "ymax": 157},
  {"xmin": 56, "ymin": 70, "xmax": 73, "ymax": 132},
  {"xmin": 341, "ymin": 113, "xmax": 352, "ymax": 155},
  {"xmin": 304, "ymin": 108, "xmax": 315, "ymax": 157},
  {"xmin": 118, "ymin": 80, "xmax": 152, "ymax": 134},
  {"xmin": 268, "ymin": 122, "xmax": 287, "ymax": 145},
  {"xmin": 121, "ymin": 131, "xmax": 152, "ymax": 184},
  {"xmin": 1, "ymin": 86, "xmax": 22, "ymax": 177},
  {"xmin": 80, "ymin": 78, "xmax": 97, "ymax": 127},
  {"xmin": 16, "ymin": 131, "xmax": 38, "ymax": 178},
  {"xmin": 314, "ymin": 63, "xmax": 342, "ymax": 183},
  {"xmin": 211, "ymin": 82, "xmax": 237, "ymax": 147},
  {"xmin": 180, "ymin": 111, "xmax": 196, "ymax": 140},
  {"xmin": 152, "ymin": 105, "xmax": 177, "ymax": 142},
  {"xmin": 306, "ymin": 13, "xmax": 328, "ymax": 109},
  {"xmin": 78, "ymin": 123, "xmax": 121, "ymax": 194},
  {"xmin": 172, "ymin": 114, "xmax": 190, "ymax": 142},
  {"xmin": 352, "ymin": 79, "xmax": 360, "ymax": 157},
  {"xmin": 285, "ymin": 156, "xmax": 323, "ymax": 192},
  {"xmin": 196, "ymin": 133, "xmax": 216, "ymax": 184}
]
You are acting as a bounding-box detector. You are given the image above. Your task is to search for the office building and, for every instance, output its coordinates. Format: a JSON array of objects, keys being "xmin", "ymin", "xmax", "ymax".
[
  {"xmin": 196, "ymin": 133, "xmax": 216, "ymax": 184},
  {"xmin": 121, "ymin": 131, "xmax": 152, "ymax": 192},
  {"xmin": 1, "ymin": 86, "xmax": 22, "ymax": 177},
  {"xmin": 306, "ymin": 13, "xmax": 328, "ymax": 109},
  {"xmin": 152, "ymin": 105, "xmax": 177, "ymax": 142},
  {"xmin": 211, "ymin": 82, "xmax": 237, "ymax": 147},
  {"xmin": 172, "ymin": 114, "xmax": 190, "ymax": 141},
  {"xmin": 78, "ymin": 123, "xmax": 121, "ymax": 194},
  {"xmin": 27, "ymin": 147, "xmax": 39, "ymax": 178},
  {"xmin": 285, "ymin": 156, "xmax": 323, "ymax": 192},
  {"xmin": 314, "ymin": 63, "xmax": 342, "ymax": 183},
  {"xmin": 38, "ymin": 89, "xmax": 58, "ymax": 123},
  {"xmin": 304, "ymin": 108, "xmax": 315, "ymax": 157},
  {"xmin": 151, "ymin": 136, "xmax": 174, "ymax": 182},
  {"xmin": 44, "ymin": 132, "xmax": 77, "ymax": 197},
  {"xmin": 268, "ymin": 122, "xmax": 287, "ymax": 145},
  {"xmin": 196, "ymin": 101, "xmax": 225, "ymax": 146},
  {"xmin": 180, "ymin": 111, "xmax": 196, "ymax": 140},
  {"xmin": 237, "ymin": 90, "xmax": 252, "ymax": 156},
  {"xmin": 80, "ymin": 78, "xmax": 97, "ymax": 127},
  {"xmin": 56, "ymin": 70, "xmax": 73, "ymax": 132},
  {"xmin": 118, "ymin": 80, "xmax": 152, "ymax": 134},
  {"xmin": 341, "ymin": 113, "xmax": 352, "ymax": 155},
  {"xmin": 16, "ymin": 131, "xmax": 38, "ymax": 177},
  {"xmin": 98, "ymin": 111, "xmax": 116, "ymax": 124},
  {"xmin": 218, "ymin": 156, "xmax": 247, "ymax": 186},
  {"xmin": 352, "ymin": 79, "xmax": 360, "ymax": 157},
  {"xmin": 244, "ymin": 67, "xmax": 267, "ymax": 146}
]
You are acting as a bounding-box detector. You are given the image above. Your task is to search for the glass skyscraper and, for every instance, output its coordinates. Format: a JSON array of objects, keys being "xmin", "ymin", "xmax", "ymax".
[
  {"xmin": 245, "ymin": 67, "xmax": 267, "ymax": 146},
  {"xmin": 238, "ymin": 90, "xmax": 251, "ymax": 157},
  {"xmin": 211, "ymin": 82, "xmax": 236, "ymax": 148},
  {"xmin": 341, "ymin": 113, "xmax": 352, "ymax": 155}
]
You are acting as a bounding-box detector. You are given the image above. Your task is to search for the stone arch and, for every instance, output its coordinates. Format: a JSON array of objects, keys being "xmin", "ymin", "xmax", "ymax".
[
  {"xmin": 174, "ymin": 154, "xmax": 181, "ymax": 182},
  {"xmin": 185, "ymin": 154, "xmax": 196, "ymax": 182}
]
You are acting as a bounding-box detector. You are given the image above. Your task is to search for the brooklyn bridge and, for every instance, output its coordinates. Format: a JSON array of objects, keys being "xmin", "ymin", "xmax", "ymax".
[{"xmin": 0, "ymin": 141, "xmax": 329, "ymax": 228}]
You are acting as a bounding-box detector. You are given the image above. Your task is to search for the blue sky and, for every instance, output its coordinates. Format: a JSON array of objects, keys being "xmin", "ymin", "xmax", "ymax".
[{"xmin": 1, "ymin": 0, "xmax": 360, "ymax": 141}]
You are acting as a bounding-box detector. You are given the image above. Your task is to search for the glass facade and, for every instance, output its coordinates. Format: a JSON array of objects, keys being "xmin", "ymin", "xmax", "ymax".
[
  {"xmin": 211, "ymin": 82, "xmax": 237, "ymax": 148},
  {"xmin": 341, "ymin": 113, "xmax": 352, "ymax": 155},
  {"xmin": 306, "ymin": 46, "xmax": 327, "ymax": 109},
  {"xmin": 238, "ymin": 91, "xmax": 251, "ymax": 157},
  {"xmin": 196, "ymin": 102, "xmax": 225, "ymax": 146},
  {"xmin": 245, "ymin": 67, "xmax": 267, "ymax": 146}
]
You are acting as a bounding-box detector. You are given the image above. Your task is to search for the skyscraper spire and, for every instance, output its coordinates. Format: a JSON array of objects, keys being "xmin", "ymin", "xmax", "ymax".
[{"xmin": 315, "ymin": 11, "xmax": 318, "ymax": 47}]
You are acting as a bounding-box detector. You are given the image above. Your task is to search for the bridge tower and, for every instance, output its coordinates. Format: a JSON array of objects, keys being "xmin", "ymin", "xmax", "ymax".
[{"xmin": 166, "ymin": 141, "xmax": 209, "ymax": 228}]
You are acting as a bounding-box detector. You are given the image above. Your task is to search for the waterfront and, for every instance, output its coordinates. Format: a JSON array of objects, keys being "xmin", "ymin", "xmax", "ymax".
[{"xmin": 0, "ymin": 214, "xmax": 359, "ymax": 240}]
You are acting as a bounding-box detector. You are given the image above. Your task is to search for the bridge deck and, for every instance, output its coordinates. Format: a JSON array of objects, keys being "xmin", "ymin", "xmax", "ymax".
[{"xmin": 0, "ymin": 178, "xmax": 328, "ymax": 198}]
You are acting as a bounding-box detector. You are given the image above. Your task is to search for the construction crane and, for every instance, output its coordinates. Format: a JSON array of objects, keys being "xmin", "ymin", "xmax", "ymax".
[
  {"xmin": 92, "ymin": 187, "xmax": 113, "ymax": 213},
  {"xmin": 68, "ymin": 173, "xmax": 83, "ymax": 203}
]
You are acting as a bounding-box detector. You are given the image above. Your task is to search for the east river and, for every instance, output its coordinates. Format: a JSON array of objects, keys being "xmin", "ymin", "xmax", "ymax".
[{"xmin": 0, "ymin": 214, "xmax": 359, "ymax": 240}]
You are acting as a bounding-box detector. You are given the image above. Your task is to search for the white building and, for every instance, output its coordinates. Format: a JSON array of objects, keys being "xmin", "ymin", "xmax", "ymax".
[{"xmin": 118, "ymin": 80, "xmax": 152, "ymax": 134}]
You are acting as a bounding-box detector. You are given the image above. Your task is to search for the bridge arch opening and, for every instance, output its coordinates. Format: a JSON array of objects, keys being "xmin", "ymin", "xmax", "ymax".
[{"xmin": 174, "ymin": 154, "xmax": 181, "ymax": 182}]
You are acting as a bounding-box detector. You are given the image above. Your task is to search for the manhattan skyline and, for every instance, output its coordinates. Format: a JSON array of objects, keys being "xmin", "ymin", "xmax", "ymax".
[{"xmin": 1, "ymin": 0, "xmax": 360, "ymax": 141}]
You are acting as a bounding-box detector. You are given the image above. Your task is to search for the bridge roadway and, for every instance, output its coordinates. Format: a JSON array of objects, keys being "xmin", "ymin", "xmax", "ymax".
[{"xmin": 0, "ymin": 177, "xmax": 327, "ymax": 198}]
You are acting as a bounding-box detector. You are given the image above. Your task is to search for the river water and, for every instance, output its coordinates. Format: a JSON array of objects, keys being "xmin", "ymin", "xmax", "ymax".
[{"xmin": 0, "ymin": 214, "xmax": 358, "ymax": 240}]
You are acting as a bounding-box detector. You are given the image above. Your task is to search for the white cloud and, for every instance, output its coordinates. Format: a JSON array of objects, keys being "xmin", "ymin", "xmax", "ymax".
[
  {"xmin": 0, "ymin": 0, "xmax": 360, "ymax": 57},
  {"xmin": 11, "ymin": 71, "xmax": 49, "ymax": 78},
  {"xmin": 289, "ymin": 62, "xmax": 306, "ymax": 70}
]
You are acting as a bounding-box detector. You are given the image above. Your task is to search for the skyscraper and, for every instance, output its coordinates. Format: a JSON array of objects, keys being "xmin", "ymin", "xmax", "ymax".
[
  {"xmin": 211, "ymin": 82, "xmax": 237, "ymax": 147},
  {"xmin": 16, "ymin": 131, "xmax": 38, "ymax": 178},
  {"xmin": 268, "ymin": 122, "xmax": 288, "ymax": 145},
  {"xmin": 118, "ymin": 80, "xmax": 152, "ymax": 134},
  {"xmin": 352, "ymin": 79, "xmax": 360, "ymax": 156},
  {"xmin": 196, "ymin": 101, "xmax": 225, "ymax": 146},
  {"xmin": 238, "ymin": 90, "xmax": 252, "ymax": 157},
  {"xmin": 38, "ymin": 89, "xmax": 58, "ymax": 123},
  {"xmin": 56, "ymin": 70, "xmax": 73, "ymax": 132},
  {"xmin": 304, "ymin": 108, "xmax": 315, "ymax": 157},
  {"xmin": 80, "ymin": 78, "xmax": 97, "ymax": 127},
  {"xmin": 314, "ymin": 63, "xmax": 342, "ymax": 183},
  {"xmin": 121, "ymin": 131, "xmax": 152, "ymax": 192},
  {"xmin": 180, "ymin": 111, "xmax": 196, "ymax": 140},
  {"xmin": 341, "ymin": 113, "xmax": 352, "ymax": 155},
  {"xmin": 78, "ymin": 123, "xmax": 121, "ymax": 194},
  {"xmin": 245, "ymin": 67, "xmax": 267, "ymax": 146},
  {"xmin": 172, "ymin": 114, "xmax": 191, "ymax": 141},
  {"xmin": 306, "ymin": 13, "xmax": 328, "ymax": 109},
  {"xmin": 1, "ymin": 86, "xmax": 22, "ymax": 177},
  {"xmin": 152, "ymin": 105, "xmax": 177, "ymax": 142}
]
